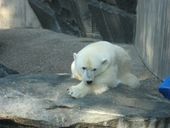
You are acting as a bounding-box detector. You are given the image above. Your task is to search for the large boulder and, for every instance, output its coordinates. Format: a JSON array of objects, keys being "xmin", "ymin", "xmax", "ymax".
[
  {"xmin": 28, "ymin": 0, "xmax": 136, "ymax": 43},
  {"xmin": 0, "ymin": 28, "xmax": 169, "ymax": 127},
  {"xmin": 0, "ymin": 74, "xmax": 169, "ymax": 127},
  {"xmin": 0, "ymin": 28, "xmax": 146, "ymax": 76},
  {"xmin": 0, "ymin": 29, "xmax": 97, "ymax": 74},
  {"xmin": 28, "ymin": 0, "xmax": 61, "ymax": 32},
  {"xmin": 88, "ymin": 0, "xmax": 136, "ymax": 43}
]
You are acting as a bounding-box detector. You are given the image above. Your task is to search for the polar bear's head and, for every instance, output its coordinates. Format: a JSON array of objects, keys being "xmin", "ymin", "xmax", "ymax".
[{"xmin": 73, "ymin": 53, "xmax": 109, "ymax": 85}]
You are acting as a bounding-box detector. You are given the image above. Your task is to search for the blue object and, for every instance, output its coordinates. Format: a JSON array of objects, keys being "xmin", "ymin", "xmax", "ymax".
[{"xmin": 159, "ymin": 77, "xmax": 170, "ymax": 100}]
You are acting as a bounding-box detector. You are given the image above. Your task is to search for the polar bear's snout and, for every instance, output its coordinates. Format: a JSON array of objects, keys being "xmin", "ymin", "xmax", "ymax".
[
  {"xmin": 86, "ymin": 80, "xmax": 93, "ymax": 85},
  {"xmin": 83, "ymin": 69, "xmax": 95, "ymax": 85}
]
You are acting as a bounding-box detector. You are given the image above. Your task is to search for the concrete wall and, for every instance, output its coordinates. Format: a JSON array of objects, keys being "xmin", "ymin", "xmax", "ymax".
[
  {"xmin": 0, "ymin": 0, "xmax": 41, "ymax": 29},
  {"xmin": 135, "ymin": 0, "xmax": 170, "ymax": 79}
]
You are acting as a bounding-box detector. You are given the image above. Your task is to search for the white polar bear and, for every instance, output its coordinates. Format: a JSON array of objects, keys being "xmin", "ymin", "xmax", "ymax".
[{"xmin": 67, "ymin": 41, "xmax": 139, "ymax": 98}]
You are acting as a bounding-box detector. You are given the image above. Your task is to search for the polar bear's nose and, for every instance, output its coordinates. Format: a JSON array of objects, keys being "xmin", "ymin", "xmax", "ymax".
[{"xmin": 86, "ymin": 81, "xmax": 93, "ymax": 84}]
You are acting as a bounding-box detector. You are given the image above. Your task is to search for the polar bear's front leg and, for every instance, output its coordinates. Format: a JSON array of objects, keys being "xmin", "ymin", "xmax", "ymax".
[
  {"xmin": 92, "ymin": 85, "xmax": 109, "ymax": 95},
  {"xmin": 67, "ymin": 82, "xmax": 91, "ymax": 98}
]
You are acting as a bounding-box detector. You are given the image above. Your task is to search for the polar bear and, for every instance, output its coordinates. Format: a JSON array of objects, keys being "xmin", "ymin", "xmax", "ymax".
[{"xmin": 67, "ymin": 41, "xmax": 139, "ymax": 98}]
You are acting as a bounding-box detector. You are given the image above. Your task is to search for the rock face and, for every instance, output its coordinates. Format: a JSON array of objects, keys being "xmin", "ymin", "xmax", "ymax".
[
  {"xmin": 28, "ymin": 0, "xmax": 136, "ymax": 43},
  {"xmin": 88, "ymin": 0, "xmax": 136, "ymax": 43},
  {"xmin": 28, "ymin": 0, "xmax": 61, "ymax": 32},
  {"xmin": 114, "ymin": 0, "xmax": 137, "ymax": 13},
  {"xmin": 135, "ymin": 0, "xmax": 170, "ymax": 79},
  {"xmin": 0, "ymin": 0, "xmax": 41, "ymax": 29},
  {"xmin": 0, "ymin": 28, "xmax": 150, "ymax": 77},
  {"xmin": 0, "ymin": 74, "xmax": 169, "ymax": 127},
  {"xmin": 0, "ymin": 64, "xmax": 19, "ymax": 78},
  {"xmin": 0, "ymin": 0, "xmax": 137, "ymax": 42},
  {"xmin": 29, "ymin": 0, "xmax": 90, "ymax": 37},
  {"xmin": 0, "ymin": 28, "xmax": 170, "ymax": 127},
  {"xmin": 0, "ymin": 29, "xmax": 97, "ymax": 74}
]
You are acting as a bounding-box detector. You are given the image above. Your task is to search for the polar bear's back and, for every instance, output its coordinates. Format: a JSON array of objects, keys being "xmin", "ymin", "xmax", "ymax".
[
  {"xmin": 78, "ymin": 41, "xmax": 129, "ymax": 61},
  {"xmin": 82, "ymin": 41, "xmax": 118, "ymax": 52}
]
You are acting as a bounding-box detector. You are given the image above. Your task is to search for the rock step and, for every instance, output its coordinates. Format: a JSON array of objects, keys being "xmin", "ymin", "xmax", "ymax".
[{"xmin": 0, "ymin": 74, "xmax": 169, "ymax": 127}]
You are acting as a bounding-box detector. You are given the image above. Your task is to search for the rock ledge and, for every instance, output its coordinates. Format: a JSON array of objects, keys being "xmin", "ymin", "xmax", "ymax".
[{"xmin": 0, "ymin": 74, "xmax": 169, "ymax": 127}]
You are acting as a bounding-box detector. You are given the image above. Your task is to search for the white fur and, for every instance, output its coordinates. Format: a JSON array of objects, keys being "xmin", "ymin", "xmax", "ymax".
[{"xmin": 67, "ymin": 41, "xmax": 139, "ymax": 98}]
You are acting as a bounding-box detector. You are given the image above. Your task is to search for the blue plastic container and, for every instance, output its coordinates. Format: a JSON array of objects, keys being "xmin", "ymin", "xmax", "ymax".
[{"xmin": 159, "ymin": 77, "xmax": 170, "ymax": 100}]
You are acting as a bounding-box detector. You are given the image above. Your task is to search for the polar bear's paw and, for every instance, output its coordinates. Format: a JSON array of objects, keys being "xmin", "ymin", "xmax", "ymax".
[{"xmin": 67, "ymin": 84, "xmax": 90, "ymax": 98}]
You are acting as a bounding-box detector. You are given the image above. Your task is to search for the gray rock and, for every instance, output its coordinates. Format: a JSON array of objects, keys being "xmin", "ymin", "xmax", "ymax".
[
  {"xmin": 115, "ymin": 0, "xmax": 137, "ymax": 14},
  {"xmin": 0, "ymin": 29, "xmax": 98, "ymax": 74},
  {"xmin": 98, "ymin": 0, "xmax": 137, "ymax": 14},
  {"xmin": 0, "ymin": 64, "xmax": 19, "ymax": 78},
  {"xmin": 0, "ymin": 28, "xmax": 155, "ymax": 80},
  {"xmin": 29, "ymin": 0, "xmax": 87, "ymax": 37},
  {"xmin": 28, "ymin": 0, "xmax": 136, "ymax": 43},
  {"xmin": 28, "ymin": 0, "xmax": 61, "ymax": 32},
  {"xmin": 88, "ymin": 0, "xmax": 136, "ymax": 43},
  {"xmin": 0, "ymin": 28, "xmax": 169, "ymax": 127},
  {"xmin": 0, "ymin": 0, "xmax": 41, "ymax": 29},
  {"xmin": 48, "ymin": 0, "xmax": 87, "ymax": 37},
  {"xmin": 135, "ymin": 0, "xmax": 170, "ymax": 79},
  {"xmin": 0, "ymin": 74, "xmax": 169, "ymax": 127}
]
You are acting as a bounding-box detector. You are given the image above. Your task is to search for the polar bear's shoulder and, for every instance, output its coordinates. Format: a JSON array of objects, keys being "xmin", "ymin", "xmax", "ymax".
[
  {"xmin": 85, "ymin": 41, "xmax": 114, "ymax": 48},
  {"xmin": 78, "ymin": 41, "xmax": 125, "ymax": 56}
]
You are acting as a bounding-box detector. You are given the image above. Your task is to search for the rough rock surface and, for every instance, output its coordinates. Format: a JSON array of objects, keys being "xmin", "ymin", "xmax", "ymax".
[
  {"xmin": 0, "ymin": 64, "xmax": 19, "ymax": 78},
  {"xmin": 0, "ymin": 29, "xmax": 169, "ymax": 127},
  {"xmin": 28, "ymin": 0, "xmax": 61, "ymax": 32},
  {"xmin": 89, "ymin": 0, "xmax": 135, "ymax": 43},
  {"xmin": 0, "ymin": 29, "xmax": 97, "ymax": 74},
  {"xmin": 0, "ymin": 28, "xmax": 146, "ymax": 77},
  {"xmin": 28, "ymin": 0, "xmax": 136, "ymax": 43},
  {"xmin": 0, "ymin": 74, "xmax": 170, "ymax": 127},
  {"xmin": 0, "ymin": 0, "xmax": 41, "ymax": 29}
]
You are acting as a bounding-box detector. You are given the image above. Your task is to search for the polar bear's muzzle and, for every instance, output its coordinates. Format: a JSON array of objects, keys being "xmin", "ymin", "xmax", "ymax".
[
  {"xmin": 86, "ymin": 80, "xmax": 93, "ymax": 85},
  {"xmin": 83, "ymin": 70, "xmax": 94, "ymax": 85}
]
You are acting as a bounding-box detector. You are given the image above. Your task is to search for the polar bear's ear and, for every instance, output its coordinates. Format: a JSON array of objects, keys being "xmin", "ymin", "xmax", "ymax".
[
  {"xmin": 73, "ymin": 53, "xmax": 77, "ymax": 60},
  {"xmin": 102, "ymin": 59, "xmax": 108, "ymax": 64}
]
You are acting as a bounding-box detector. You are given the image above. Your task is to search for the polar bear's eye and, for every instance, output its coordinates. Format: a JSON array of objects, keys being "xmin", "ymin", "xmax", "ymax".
[
  {"xmin": 93, "ymin": 68, "xmax": 97, "ymax": 71},
  {"xmin": 82, "ymin": 67, "xmax": 86, "ymax": 70}
]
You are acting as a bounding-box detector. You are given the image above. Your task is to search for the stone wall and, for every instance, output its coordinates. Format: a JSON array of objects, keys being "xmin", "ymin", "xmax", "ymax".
[
  {"xmin": 89, "ymin": 0, "xmax": 136, "ymax": 43},
  {"xmin": 29, "ymin": 0, "xmax": 137, "ymax": 43},
  {"xmin": 0, "ymin": 0, "xmax": 41, "ymax": 29},
  {"xmin": 0, "ymin": 0, "xmax": 137, "ymax": 43},
  {"xmin": 135, "ymin": 0, "xmax": 170, "ymax": 79}
]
